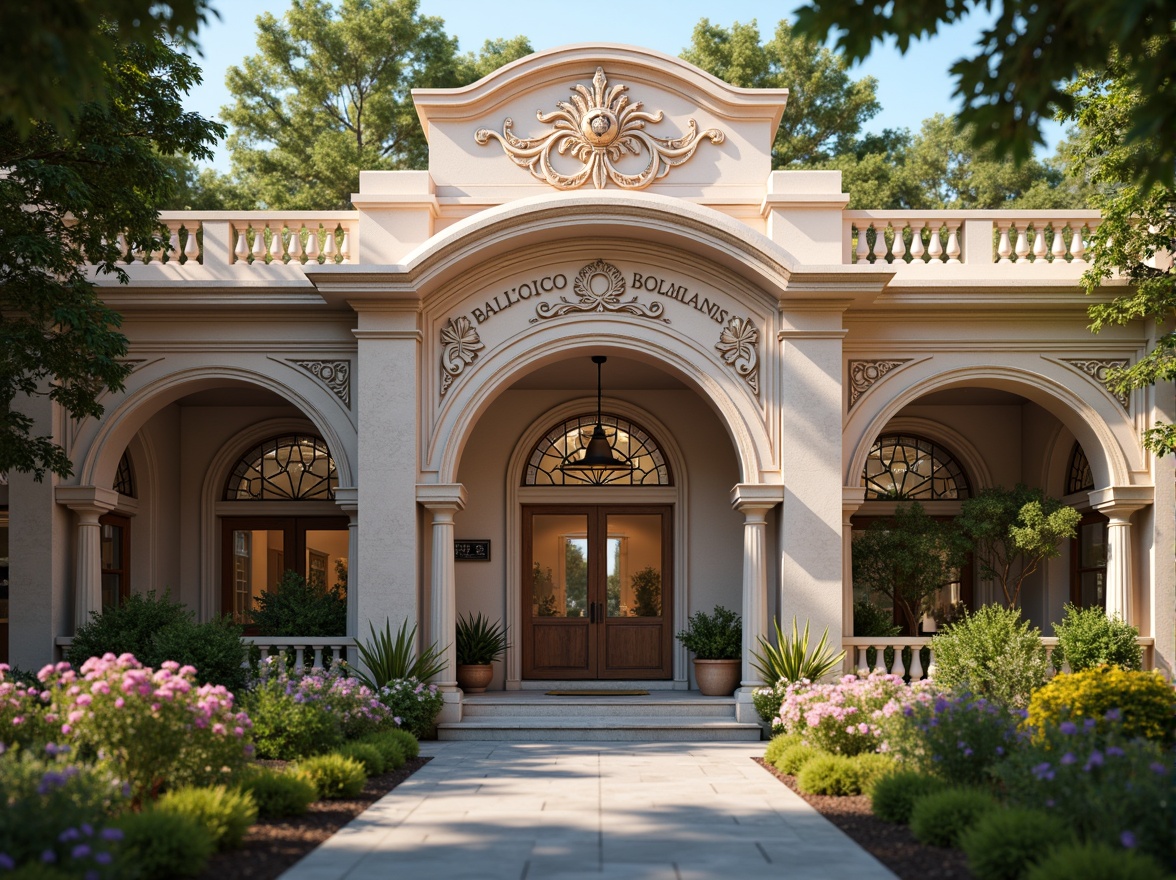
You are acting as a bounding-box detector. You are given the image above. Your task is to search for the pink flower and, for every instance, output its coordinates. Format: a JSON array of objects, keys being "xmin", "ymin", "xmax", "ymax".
[
  {"xmin": 61, "ymin": 724, "xmax": 72, "ymax": 735},
  {"xmin": 212, "ymin": 723, "xmax": 226, "ymax": 735},
  {"xmin": 114, "ymin": 698, "xmax": 124, "ymax": 709}
]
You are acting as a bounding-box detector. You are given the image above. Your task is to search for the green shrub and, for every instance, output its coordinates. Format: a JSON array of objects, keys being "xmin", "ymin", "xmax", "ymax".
[
  {"xmin": 909, "ymin": 788, "xmax": 999, "ymax": 847},
  {"xmin": 237, "ymin": 766, "xmax": 318, "ymax": 819},
  {"xmin": 382, "ymin": 727, "xmax": 420, "ymax": 759},
  {"xmin": 796, "ymin": 754, "xmax": 859, "ymax": 796},
  {"xmin": 338, "ymin": 742, "xmax": 385, "ymax": 776},
  {"xmin": 155, "ymin": 784, "xmax": 257, "ymax": 851},
  {"xmin": 675, "ymin": 606, "xmax": 741, "ymax": 660},
  {"xmin": 775, "ymin": 743, "xmax": 819, "ymax": 776},
  {"xmin": 1051, "ymin": 604, "xmax": 1142, "ymax": 672},
  {"xmin": 960, "ymin": 808, "xmax": 1071, "ymax": 880},
  {"xmin": 1024, "ymin": 842, "xmax": 1171, "ymax": 880},
  {"xmin": 753, "ymin": 684, "xmax": 785, "ymax": 726},
  {"xmin": 852, "ymin": 597, "xmax": 902, "ymax": 638},
  {"xmin": 296, "ymin": 754, "xmax": 366, "ymax": 800},
  {"xmin": 764, "ymin": 733, "xmax": 803, "ymax": 765},
  {"xmin": 930, "ymin": 605, "xmax": 1050, "ymax": 708},
  {"xmin": 65, "ymin": 592, "xmax": 248, "ymax": 692},
  {"xmin": 870, "ymin": 770, "xmax": 949, "ymax": 824},
  {"xmin": 244, "ymin": 678, "xmax": 343, "ymax": 760},
  {"xmin": 376, "ymin": 678, "xmax": 444, "ymax": 739},
  {"xmin": 114, "ymin": 809, "xmax": 215, "ymax": 879},
  {"xmin": 1026, "ymin": 666, "xmax": 1175, "ymax": 746},
  {"xmin": 5, "ymin": 866, "xmax": 73, "ymax": 880},
  {"xmin": 357, "ymin": 732, "xmax": 407, "ymax": 771},
  {"xmin": 849, "ymin": 752, "xmax": 897, "ymax": 795},
  {"xmin": 249, "ymin": 570, "xmax": 346, "ymax": 637}
]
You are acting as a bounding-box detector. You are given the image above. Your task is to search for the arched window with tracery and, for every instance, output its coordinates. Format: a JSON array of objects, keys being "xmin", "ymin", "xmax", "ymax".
[
  {"xmin": 862, "ymin": 434, "xmax": 971, "ymax": 501},
  {"xmin": 113, "ymin": 451, "xmax": 135, "ymax": 498},
  {"xmin": 524, "ymin": 414, "xmax": 671, "ymax": 487},
  {"xmin": 224, "ymin": 434, "xmax": 337, "ymax": 501},
  {"xmin": 1066, "ymin": 443, "xmax": 1095, "ymax": 495}
]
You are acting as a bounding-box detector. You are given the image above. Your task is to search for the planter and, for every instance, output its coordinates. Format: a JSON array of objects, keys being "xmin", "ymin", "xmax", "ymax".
[
  {"xmin": 456, "ymin": 663, "xmax": 494, "ymax": 694},
  {"xmin": 692, "ymin": 659, "xmax": 741, "ymax": 696}
]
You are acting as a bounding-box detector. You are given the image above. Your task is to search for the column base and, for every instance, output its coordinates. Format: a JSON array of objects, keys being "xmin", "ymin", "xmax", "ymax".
[
  {"xmin": 734, "ymin": 685, "xmax": 761, "ymax": 724},
  {"xmin": 436, "ymin": 686, "xmax": 463, "ymax": 724}
]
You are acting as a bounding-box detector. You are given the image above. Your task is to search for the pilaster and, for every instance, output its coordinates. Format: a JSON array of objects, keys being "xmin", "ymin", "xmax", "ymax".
[
  {"xmin": 731, "ymin": 483, "xmax": 784, "ymax": 723},
  {"xmin": 418, "ymin": 483, "xmax": 467, "ymax": 724}
]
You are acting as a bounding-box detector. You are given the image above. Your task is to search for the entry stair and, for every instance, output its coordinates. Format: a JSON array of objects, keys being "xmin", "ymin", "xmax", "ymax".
[{"xmin": 436, "ymin": 688, "xmax": 764, "ymax": 742}]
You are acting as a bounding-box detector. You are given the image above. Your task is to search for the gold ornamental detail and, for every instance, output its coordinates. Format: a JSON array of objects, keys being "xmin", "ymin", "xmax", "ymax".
[{"xmin": 475, "ymin": 67, "xmax": 725, "ymax": 190}]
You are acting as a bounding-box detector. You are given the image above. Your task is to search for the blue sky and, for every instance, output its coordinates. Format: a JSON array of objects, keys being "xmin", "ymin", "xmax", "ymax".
[{"xmin": 184, "ymin": 0, "xmax": 1062, "ymax": 170}]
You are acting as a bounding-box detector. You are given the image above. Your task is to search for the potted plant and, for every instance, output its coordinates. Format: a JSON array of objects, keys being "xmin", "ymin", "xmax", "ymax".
[
  {"xmin": 676, "ymin": 605, "xmax": 742, "ymax": 695},
  {"xmin": 455, "ymin": 611, "xmax": 510, "ymax": 694}
]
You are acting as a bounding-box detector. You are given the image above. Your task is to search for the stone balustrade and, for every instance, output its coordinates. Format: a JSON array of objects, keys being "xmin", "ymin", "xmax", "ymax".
[{"xmin": 246, "ymin": 636, "xmax": 357, "ymax": 674}]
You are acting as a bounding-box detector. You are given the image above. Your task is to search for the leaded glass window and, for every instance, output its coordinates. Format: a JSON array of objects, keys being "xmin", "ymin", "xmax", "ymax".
[
  {"xmin": 862, "ymin": 434, "xmax": 970, "ymax": 500},
  {"xmin": 224, "ymin": 434, "xmax": 337, "ymax": 501},
  {"xmin": 525, "ymin": 415, "xmax": 671, "ymax": 486},
  {"xmin": 113, "ymin": 451, "xmax": 135, "ymax": 498},
  {"xmin": 1067, "ymin": 443, "xmax": 1094, "ymax": 494}
]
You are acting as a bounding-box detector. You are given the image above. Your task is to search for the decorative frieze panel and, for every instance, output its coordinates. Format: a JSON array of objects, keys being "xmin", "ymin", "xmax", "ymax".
[
  {"xmin": 715, "ymin": 316, "xmax": 759, "ymax": 396},
  {"xmin": 293, "ymin": 360, "xmax": 352, "ymax": 408},
  {"xmin": 848, "ymin": 360, "xmax": 911, "ymax": 410},
  {"xmin": 475, "ymin": 67, "xmax": 724, "ymax": 190},
  {"xmin": 1061, "ymin": 358, "xmax": 1130, "ymax": 410},
  {"xmin": 532, "ymin": 260, "xmax": 668, "ymax": 323},
  {"xmin": 440, "ymin": 317, "xmax": 484, "ymax": 398}
]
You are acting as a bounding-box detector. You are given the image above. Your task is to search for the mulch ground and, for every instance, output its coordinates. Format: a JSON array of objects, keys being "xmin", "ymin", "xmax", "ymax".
[
  {"xmin": 198, "ymin": 757, "xmax": 430, "ymax": 880},
  {"xmin": 753, "ymin": 758, "xmax": 974, "ymax": 880}
]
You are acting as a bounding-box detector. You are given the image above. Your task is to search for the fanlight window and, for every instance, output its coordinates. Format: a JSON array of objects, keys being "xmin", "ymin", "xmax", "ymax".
[
  {"xmin": 863, "ymin": 434, "xmax": 970, "ymax": 500},
  {"xmin": 525, "ymin": 415, "xmax": 671, "ymax": 486},
  {"xmin": 1067, "ymin": 443, "xmax": 1094, "ymax": 494},
  {"xmin": 224, "ymin": 434, "xmax": 337, "ymax": 501},
  {"xmin": 114, "ymin": 451, "xmax": 135, "ymax": 498}
]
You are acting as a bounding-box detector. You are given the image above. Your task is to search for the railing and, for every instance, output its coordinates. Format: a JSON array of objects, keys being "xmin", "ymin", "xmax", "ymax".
[{"xmin": 246, "ymin": 637, "xmax": 357, "ymax": 674}]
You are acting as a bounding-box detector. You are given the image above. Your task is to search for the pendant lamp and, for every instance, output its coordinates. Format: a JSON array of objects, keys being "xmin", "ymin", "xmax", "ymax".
[{"xmin": 560, "ymin": 356, "xmax": 633, "ymax": 479}]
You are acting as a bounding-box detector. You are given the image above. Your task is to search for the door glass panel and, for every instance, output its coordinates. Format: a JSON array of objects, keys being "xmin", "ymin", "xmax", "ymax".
[
  {"xmin": 231, "ymin": 529, "xmax": 284, "ymax": 623},
  {"xmin": 100, "ymin": 522, "xmax": 126, "ymax": 609},
  {"xmin": 606, "ymin": 513, "xmax": 662, "ymax": 618},
  {"xmin": 1080, "ymin": 522, "xmax": 1107, "ymax": 568},
  {"xmin": 530, "ymin": 514, "xmax": 589, "ymax": 618},
  {"xmin": 1080, "ymin": 570, "xmax": 1106, "ymax": 609},
  {"xmin": 304, "ymin": 529, "xmax": 349, "ymax": 594}
]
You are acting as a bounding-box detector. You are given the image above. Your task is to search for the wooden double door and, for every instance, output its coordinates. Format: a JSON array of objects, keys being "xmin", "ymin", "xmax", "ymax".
[{"xmin": 522, "ymin": 505, "xmax": 672, "ymax": 680}]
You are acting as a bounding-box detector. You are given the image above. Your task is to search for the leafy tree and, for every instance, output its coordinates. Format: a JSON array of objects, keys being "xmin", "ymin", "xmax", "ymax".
[
  {"xmin": 1065, "ymin": 53, "xmax": 1176, "ymax": 456},
  {"xmin": 791, "ymin": 0, "xmax": 1176, "ymax": 190},
  {"xmin": 250, "ymin": 570, "xmax": 347, "ymax": 637},
  {"xmin": 680, "ymin": 18, "xmax": 880, "ymax": 168},
  {"xmin": 956, "ymin": 485, "xmax": 1081, "ymax": 609},
  {"xmin": 851, "ymin": 503, "xmax": 970, "ymax": 635},
  {"xmin": 219, "ymin": 0, "xmax": 532, "ymax": 209},
  {"xmin": 0, "ymin": 32, "xmax": 223, "ymax": 479},
  {"xmin": 0, "ymin": 0, "xmax": 214, "ymax": 138}
]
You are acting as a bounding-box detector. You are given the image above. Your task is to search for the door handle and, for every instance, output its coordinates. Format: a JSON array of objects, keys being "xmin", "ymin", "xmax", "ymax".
[{"xmin": 589, "ymin": 602, "xmax": 596, "ymax": 624}]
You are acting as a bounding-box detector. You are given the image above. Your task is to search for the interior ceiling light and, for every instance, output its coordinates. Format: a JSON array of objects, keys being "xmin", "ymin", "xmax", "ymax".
[{"xmin": 560, "ymin": 356, "xmax": 634, "ymax": 476}]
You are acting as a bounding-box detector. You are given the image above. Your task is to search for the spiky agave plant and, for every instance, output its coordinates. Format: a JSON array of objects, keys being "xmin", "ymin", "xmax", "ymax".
[
  {"xmin": 355, "ymin": 619, "xmax": 446, "ymax": 690},
  {"xmin": 751, "ymin": 617, "xmax": 845, "ymax": 684},
  {"xmin": 455, "ymin": 612, "xmax": 510, "ymax": 665}
]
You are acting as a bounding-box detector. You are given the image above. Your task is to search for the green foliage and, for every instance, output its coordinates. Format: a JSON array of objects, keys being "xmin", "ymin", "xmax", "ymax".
[
  {"xmin": 751, "ymin": 617, "xmax": 845, "ymax": 685},
  {"xmin": 244, "ymin": 681, "xmax": 343, "ymax": 761},
  {"xmin": 0, "ymin": 32, "xmax": 222, "ymax": 479},
  {"xmin": 217, "ymin": 0, "xmax": 532, "ymax": 209},
  {"xmin": 849, "ymin": 753, "xmax": 897, "ymax": 795},
  {"xmin": 753, "ymin": 684, "xmax": 787, "ymax": 727},
  {"xmin": 629, "ymin": 567, "xmax": 662, "ymax": 618},
  {"xmin": 114, "ymin": 808, "xmax": 215, "ymax": 879},
  {"xmin": 1052, "ymin": 604, "xmax": 1143, "ymax": 672},
  {"xmin": 909, "ymin": 788, "xmax": 999, "ymax": 848},
  {"xmin": 930, "ymin": 605, "xmax": 1049, "ymax": 709},
  {"xmin": 296, "ymin": 754, "xmax": 367, "ymax": 800},
  {"xmin": 796, "ymin": 752, "xmax": 893, "ymax": 796},
  {"xmin": 356, "ymin": 732, "xmax": 407, "ymax": 771},
  {"xmin": 680, "ymin": 18, "xmax": 879, "ymax": 168},
  {"xmin": 774, "ymin": 744, "xmax": 820, "ymax": 776},
  {"xmin": 356, "ymin": 620, "xmax": 446, "ymax": 690},
  {"xmin": 378, "ymin": 727, "xmax": 420, "ymax": 760},
  {"xmin": 155, "ymin": 785, "xmax": 258, "ymax": 851},
  {"xmin": 869, "ymin": 771, "xmax": 950, "ymax": 825},
  {"xmin": 675, "ymin": 606, "xmax": 741, "ymax": 660},
  {"xmin": 851, "ymin": 502, "xmax": 970, "ymax": 634},
  {"xmin": 957, "ymin": 485, "xmax": 1081, "ymax": 608},
  {"xmin": 249, "ymin": 570, "xmax": 346, "ymax": 637},
  {"xmin": 66, "ymin": 592, "xmax": 247, "ymax": 692},
  {"xmin": 376, "ymin": 678, "xmax": 443, "ymax": 740},
  {"xmin": 455, "ymin": 613, "xmax": 510, "ymax": 665},
  {"xmin": 237, "ymin": 766, "xmax": 318, "ymax": 819},
  {"xmin": 791, "ymin": 0, "xmax": 1176, "ymax": 191},
  {"xmin": 1026, "ymin": 666, "xmax": 1176, "ymax": 747},
  {"xmin": 1024, "ymin": 843, "xmax": 1172, "ymax": 880},
  {"xmin": 763, "ymin": 733, "xmax": 804, "ymax": 765},
  {"xmin": 960, "ymin": 808, "xmax": 1071, "ymax": 880},
  {"xmin": 338, "ymin": 742, "xmax": 385, "ymax": 776},
  {"xmin": 852, "ymin": 598, "xmax": 901, "ymax": 638}
]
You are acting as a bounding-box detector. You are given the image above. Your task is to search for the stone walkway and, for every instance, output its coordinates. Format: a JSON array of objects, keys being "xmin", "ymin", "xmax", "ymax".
[{"xmin": 279, "ymin": 741, "xmax": 896, "ymax": 880}]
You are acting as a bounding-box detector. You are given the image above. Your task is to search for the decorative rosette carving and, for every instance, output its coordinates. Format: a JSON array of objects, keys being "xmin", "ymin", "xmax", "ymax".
[
  {"xmin": 293, "ymin": 360, "xmax": 352, "ymax": 408},
  {"xmin": 1062, "ymin": 358, "xmax": 1130, "ymax": 410},
  {"xmin": 848, "ymin": 360, "xmax": 911, "ymax": 410},
  {"xmin": 440, "ymin": 316, "xmax": 484, "ymax": 397},
  {"xmin": 715, "ymin": 316, "xmax": 759, "ymax": 396},
  {"xmin": 532, "ymin": 260, "xmax": 668, "ymax": 323},
  {"xmin": 475, "ymin": 67, "xmax": 724, "ymax": 190}
]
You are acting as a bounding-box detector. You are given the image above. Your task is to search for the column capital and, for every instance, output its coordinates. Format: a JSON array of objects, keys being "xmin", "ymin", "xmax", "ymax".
[
  {"xmin": 416, "ymin": 482, "xmax": 467, "ymax": 512},
  {"xmin": 1089, "ymin": 485, "xmax": 1152, "ymax": 519},
  {"xmin": 55, "ymin": 486, "xmax": 119, "ymax": 516},
  {"xmin": 731, "ymin": 483, "xmax": 785, "ymax": 515},
  {"xmin": 842, "ymin": 485, "xmax": 866, "ymax": 515},
  {"xmin": 334, "ymin": 486, "xmax": 359, "ymax": 513}
]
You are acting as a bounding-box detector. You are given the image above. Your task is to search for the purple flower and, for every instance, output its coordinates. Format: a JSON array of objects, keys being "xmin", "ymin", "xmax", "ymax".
[
  {"xmin": 0, "ymin": 853, "xmax": 14, "ymax": 870},
  {"xmin": 1060, "ymin": 752, "xmax": 1076, "ymax": 765},
  {"xmin": 963, "ymin": 748, "xmax": 974, "ymax": 757},
  {"xmin": 72, "ymin": 844, "xmax": 92, "ymax": 859},
  {"xmin": 1059, "ymin": 721, "xmax": 1077, "ymax": 735},
  {"xmin": 1084, "ymin": 750, "xmax": 1104, "ymax": 771},
  {"xmin": 41, "ymin": 850, "xmax": 57, "ymax": 863},
  {"xmin": 59, "ymin": 828, "xmax": 81, "ymax": 843},
  {"xmin": 1120, "ymin": 831, "xmax": 1137, "ymax": 849},
  {"xmin": 1032, "ymin": 762, "xmax": 1055, "ymax": 781},
  {"xmin": 1149, "ymin": 762, "xmax": 1168, "ymax": 775},
  {"xmin": 95, "ymin": 852, "xmax": 113, "ymax": 865},
  {"xmin": 1107, "ymin": 746, "xmax": 1125, "ymax": 757},
  {"xmin": 1104, "ymin": 708, "xmax": 1122, "ymax": 722}
]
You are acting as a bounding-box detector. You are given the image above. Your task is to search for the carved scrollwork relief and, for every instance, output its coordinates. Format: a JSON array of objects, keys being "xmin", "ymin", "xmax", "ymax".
[
  {"xmin": 293, "ymin": 360, "xmax": 352, "ymax": 408},
  {"xmin": 715, "ymin": 315, "xmax": 759, "ymax": 396},
  {"xmin": 440, "ymin": 316, "xmax": 484, "ymax": 397},
  {"xmin": 531, "ymin": 260, "xmax": 668, "ymax": 323},
  {"xmin": 1062, "ymin": 358, "xmax": 1130, "ymax": 410},
  {"xmin": 475, "ymin": 67, "xmax": 725, "ymax": 190},
  {"xmin": 848, "ymin": 360, "xmax": 911, "ymax": 410}
]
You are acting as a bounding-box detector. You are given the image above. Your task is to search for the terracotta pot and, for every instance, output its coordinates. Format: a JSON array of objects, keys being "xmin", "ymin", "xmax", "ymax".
[
  {"xmin": 692, "ymin": 659, "xmax": 741, "ymax": 696},
  {"xmin": 456, "ymin": 663, "xmax": 494, "ymax": 694}
]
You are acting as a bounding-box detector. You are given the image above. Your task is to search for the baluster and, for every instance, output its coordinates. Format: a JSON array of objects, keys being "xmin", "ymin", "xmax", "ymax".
[
  {"xmin": 909, "ymin": 649, "xmax": 924, "ymax": 682},
  {"xmin": 313, "ymin": 647, "xmax": 324, "ymax": 669},
  {"xmin": 1032, "ymin": 225, "xmax": 1047, "ymax": 261},
  {"xmin": 1051, "ymin": 224, "xmax": 1067, "ymax": 261},
  {"xmin": 857, "ymin": 646, "xmax": 870, "ymax": 676},
  {"xmin": 926, "ymin": 649, "xmax": 937, "ymax": 680},
  {"xmin": 233, "ymin": 226, "xmax": 249, "ymax": 263},
  {"xmin": 294, "ymin": 647, "xmax": 306, "ymax": 675},
  {"xmin": 167, "ymin": 226, "xmax": 181, "ymax": 263},
  {"xmin": 251, "ymin": 225, "xmax": 268, "ymax": 263},
  {"xmin": 855, "ymin": 224, "xmax": 870, "ymax": 263},
  {"xmin": 1070, "ymin": 225, "xmax": 1086, "ymax": 262},
  {"xmin": 890, "ymin": 224, "xmax": 906, "ymax": 262},
  {"xmin": 323, "ymin": 227, "xmax": 338, "ymax": 263},
  {"xmin": 871, "ymin": 224, "xmax": 889, "ymax": 262},
  {"xmin": 872, "ymin": 644, "xmax": 886, "ymax": 675},
  {"xmin": 184, "ymin": 225, "xmax": 201, "ymax": 263},
  {"xmin": 1014, "ymin": 224, "xmax": 1030, "ymax": 262},
  {"xmin": 945, "ymin": 225, "xmax": 961, "ymax": 263},
  {"xmin": 889, "ymin": 645, "xmax": 905, "ymax": 677},
  {"xmin": 339, "ymin": 228, "xmax": 351, "ymax": 263},
  {"xmin": 909, "ymin": 222, "xmax": 926, "ymax": 262},
  {"xmin": 996, "ymin": 223, "xmax": 1013, "ymax": 263},
  {"xmin": 288, "ymin": 224, "xmax": 306, "ymax": 264},
  {"xmin": 305, "ymin": 227, "xmax": 321, "ymax": 262},
  {"xmin": 116, "ymin": 233, "xmax": 129, "ymax": 263},
  {"xmin": 927, "ymin": 225, "xmax": 944, "ymax": 262}
]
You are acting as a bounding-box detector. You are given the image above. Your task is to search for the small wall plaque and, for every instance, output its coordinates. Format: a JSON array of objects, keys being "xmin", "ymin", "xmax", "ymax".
[{"xmin": 454, "ymin": 540, "xmax": 491, "ymax": 561}]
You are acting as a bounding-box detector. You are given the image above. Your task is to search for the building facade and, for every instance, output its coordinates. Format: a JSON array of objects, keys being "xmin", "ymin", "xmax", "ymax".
[{"xmin": 4, "ymin": 46, "xmax": 1172, "ymax": 723}]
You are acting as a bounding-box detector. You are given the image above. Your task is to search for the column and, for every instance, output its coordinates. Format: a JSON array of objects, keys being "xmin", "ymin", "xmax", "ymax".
[
  {"xmin": 55, "ymin": 487, "xmax": 119, "ymax": 631},
  {"xmin": 1090, "ymin": 487, "xmax": 1151, "ymax": 624},
  {"xmin": 842, "ymin": 487, "xmax": 865, "ymax": 673},
  {"xmin": 418, "ymin": 483, "xmax": 466, "ymax": 724},
  {"xmin": 334, "ymin": 486, "xmax": 359, "ymax": 668},
  {"xmin": 731, "ymin": 484, "xmax": 784, "ymax": 723}
]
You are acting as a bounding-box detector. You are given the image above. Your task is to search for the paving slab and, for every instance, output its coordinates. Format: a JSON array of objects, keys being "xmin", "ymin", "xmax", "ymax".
[{"xmin": 278, "ymin": 740, "xmax": 896, "ymax": 880}]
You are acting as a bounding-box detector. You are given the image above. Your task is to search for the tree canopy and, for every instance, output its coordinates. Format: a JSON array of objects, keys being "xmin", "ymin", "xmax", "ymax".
[
  {"xmin": 0, "ymin": 32, "xmax": 223, "ymax": 479},
  {"xmin": 791, "ymin": 0, "xmax": 1176, "ymax": 190},
  {"xmin": 217, "ymin": 0, "xmax": 532, "ymax": 209}
]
